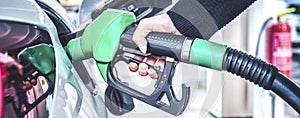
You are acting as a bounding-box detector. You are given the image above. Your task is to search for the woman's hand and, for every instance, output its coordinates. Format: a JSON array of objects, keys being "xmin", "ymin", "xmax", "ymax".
[
  {"xmin": 132, "ymin": 13, "xmax": 181, "ymax": 53},
  {"xmin": 128, "ymin": 56, "xmax": 165, "ymax": 79},
  {"xmin": 0, "ymin": 52, "xmax": 23, "ymax": 75},
  {"xmin": 130, "ymin": 13, "xmax": 180, "ymax": 79}
]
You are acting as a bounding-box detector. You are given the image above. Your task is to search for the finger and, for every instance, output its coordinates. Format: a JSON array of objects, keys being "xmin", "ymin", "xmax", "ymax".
[
  {"xmin": 133, "ymin": 55, "xmax": 144, "ymax": 61},
  {"xmin": 133, "ymin": 24, "xmax": 168, "ymax": 54},
  {"xmin": 129, "ymin": 62, "xmax": 138, "ymax": 72},
  {"xmin": 129, "ymin": 55, "xmax": 144, "ymax": 72},
  {"xmin": 155, "ymin": 56, "xmax": 166, "ymax": 60},
  {"xmin": 133, "ymin": 13, "xmax": 181, "ymax": 54},
  {"xmin": 25, "ymin": 81, "xmax": 32, "ymax": 89},
  {"xmin": 132, "ymin": 24, "xmax": 150, "ymax": 54},
  {"xmin": 31, "ymin": 79, "xmax": 37, "ymax": 86},
  {"xmin": 22, "ymin": 85, "xmax": 27, "ymax": 90},
  {"xmin": 12, "ymin": 61, "xmax": 23, "ymax": 75},
  {"xmin": 5, "ymin": 61, "xmax": 23, "ymax": 75},
  {"xmin": 142, "ymin": 14, "xmax": 181, "ymax": 35},
  {"xmin": 144, "ymin": 57, "xmax": 156, "ymax": 65},
  {"xmin": 148, "ymin": 68, "xmax": 158, "ymax": 79},
  {"xmin": 174, "ymin": 28, "xmax": 182, "ymax": 35},
  {"xmin": 133, "ymin": 22, "xmax": 173, "ymax": 54},
  {"xmin": 138, "ymin": 63, "xmax": 148, "ymax": 76}
]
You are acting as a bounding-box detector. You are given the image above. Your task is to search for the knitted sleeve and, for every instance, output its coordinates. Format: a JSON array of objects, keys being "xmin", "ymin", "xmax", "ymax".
[{"xmin": 167, "ymin": 0, "xmax": 257, "ymax": 39}]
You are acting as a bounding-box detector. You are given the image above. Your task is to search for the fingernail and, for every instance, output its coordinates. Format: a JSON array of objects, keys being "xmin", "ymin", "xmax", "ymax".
[
  {"xmin": 25, "ymin": 81, "xmax": 32, "ymax": 89},
  {"xmin": 22, "ymin": 85, "xmax": 27, "ymax": 90},
  {"xmin": 139, "ymin": 63, "xmax": 148, "ymax": 76},
  {"xmin": 31, "ymin": 79, "xmax": 37, "ymax": 86},
  {"xmin": 139, "ymin": 71, "xmax": 148, "ymax": 76},
  {"xmin": 140, "ymin": 45, "xmax": 147, "ymax": 54},
  {"xmin": 146, "ymin": 58, "xmax": 155, "ymax": 65},
  {"xmin": 139, "ymin": 63, "xmax": 148, "ymax": 71},
  {"xmin": 148, "ymin": 69, "xmax": 158, "ymax": 79},
  {"xmin": 18, "ymin": 69, "xmax": 23, "ymax": 75},
  {"xmin": 129, "ymin": 62, "xmax": 138, "ymax": 72}
]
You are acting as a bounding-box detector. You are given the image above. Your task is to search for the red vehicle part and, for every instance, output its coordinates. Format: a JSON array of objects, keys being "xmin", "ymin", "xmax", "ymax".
[{"xmin": 267, "ymin": 21, "xmax": 292, "ymax": 78}]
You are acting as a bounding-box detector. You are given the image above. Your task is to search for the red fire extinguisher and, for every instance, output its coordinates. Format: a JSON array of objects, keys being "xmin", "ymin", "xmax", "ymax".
[{"xmin": 266, "ymin": 16, "xmax": 292, "ymax": 79}]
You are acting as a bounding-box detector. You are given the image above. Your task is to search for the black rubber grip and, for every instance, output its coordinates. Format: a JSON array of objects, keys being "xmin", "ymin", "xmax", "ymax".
[
  {"xmin": 120, "ymin": 26, "xmax": 194, "ymax": 61},
  {"xmin": 224, "ymin": 46, "xmax": 300, "ymax": 114},
  {"xmin": 271, "ymin": 73, "xmax": 300, "ymax": 114},
  {"xmin": 223, "ymin": 47, "xmax": 279, "ymax": 90}
]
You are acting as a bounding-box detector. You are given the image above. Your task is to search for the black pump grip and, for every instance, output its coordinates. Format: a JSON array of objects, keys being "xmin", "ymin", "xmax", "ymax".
[{"xmin": 121, "ymin": 25, "xmax": 194, "ymax": 62}]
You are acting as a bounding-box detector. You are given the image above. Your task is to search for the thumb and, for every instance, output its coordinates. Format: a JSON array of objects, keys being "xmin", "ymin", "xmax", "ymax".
[
  {"xmin": 132, "ymin": 24, "xmax": 150, "ymax": 53},
  {"xmin": 132, "ymin": 23, "xmax": 175, "ymax": 53}
]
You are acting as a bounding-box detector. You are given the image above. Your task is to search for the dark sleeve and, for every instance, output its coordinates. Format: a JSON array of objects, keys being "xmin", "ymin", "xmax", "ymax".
[{"xmin": 167, "ymin": 0, "xmax": 257, "ymax": 39}]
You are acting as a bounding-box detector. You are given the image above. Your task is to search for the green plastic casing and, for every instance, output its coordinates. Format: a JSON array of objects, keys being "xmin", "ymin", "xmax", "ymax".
[
  {"xmin": 19, "ymin": 44, "xmax": 56, "ymax": 86},
  {"xmin": 67, "ymin": 9, "xmax": 136, "ymax": 82},
  {"xmin": 189, "ymin": 38, "xmax": 227, "ymax": 70}
]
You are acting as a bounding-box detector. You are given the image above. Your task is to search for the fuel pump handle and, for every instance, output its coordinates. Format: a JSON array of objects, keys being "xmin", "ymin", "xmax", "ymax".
[
  {"xmin": 118, "ymin": 25, "xmax": 300, "ymax": 114},
  {"xmin": 120, "ymin": 25, "xmax": 193, "ymax": 62}
]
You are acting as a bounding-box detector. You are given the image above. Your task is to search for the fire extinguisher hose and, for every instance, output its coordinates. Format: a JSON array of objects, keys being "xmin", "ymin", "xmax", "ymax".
[{"xmin": 223, "ymin": 47, "xmax": 300, "ymax": 113}]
